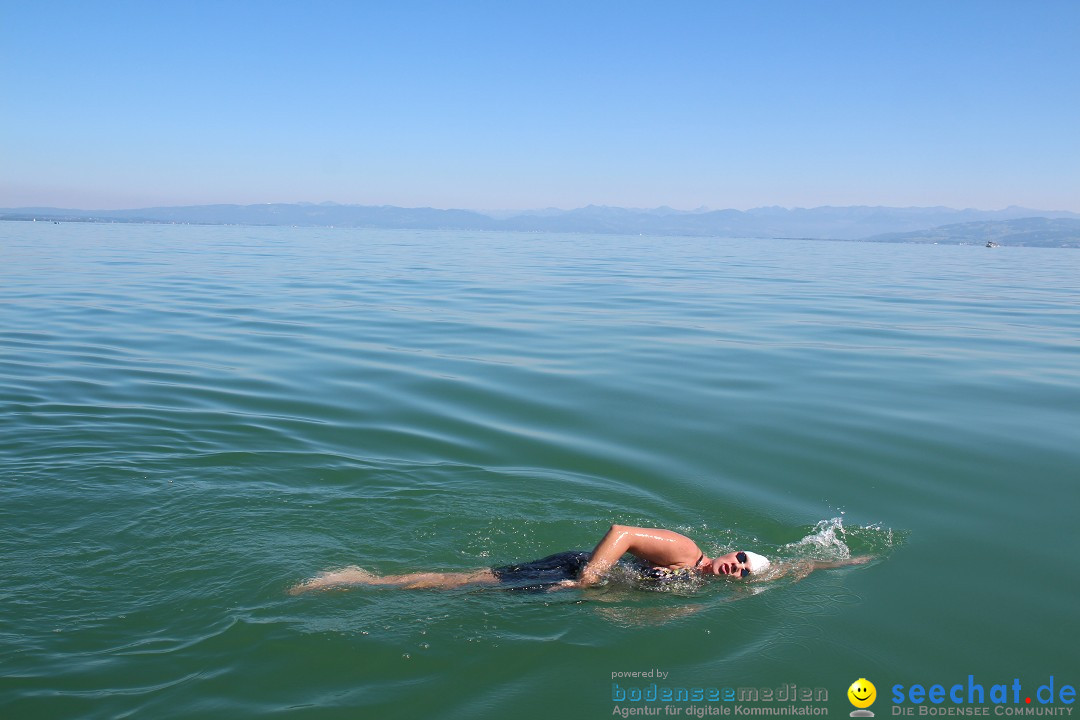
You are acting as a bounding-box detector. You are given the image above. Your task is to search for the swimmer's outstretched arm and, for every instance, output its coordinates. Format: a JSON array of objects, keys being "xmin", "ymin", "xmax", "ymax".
[
  {"xmin": 786, "ymin": 555, "xmax": 873, "ymax": 583},
  {"xmin": 810, "ymin": 556, "xmax": 872, "ymax": 570},
  {"xmin": 289, "ymin": 566, "xmax": 498, "ymax": 594}
]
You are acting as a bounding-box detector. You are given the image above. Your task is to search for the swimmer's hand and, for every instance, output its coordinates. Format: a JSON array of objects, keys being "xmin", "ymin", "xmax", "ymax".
[{"xmin": 545, "ymin": 579, "xmax": 582, "ymax": 592}]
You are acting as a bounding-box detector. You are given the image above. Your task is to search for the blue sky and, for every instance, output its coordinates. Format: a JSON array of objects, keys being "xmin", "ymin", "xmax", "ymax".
[{"xmin": 2, "ymin": 1, "xmax": 1078, "ymax": 211}]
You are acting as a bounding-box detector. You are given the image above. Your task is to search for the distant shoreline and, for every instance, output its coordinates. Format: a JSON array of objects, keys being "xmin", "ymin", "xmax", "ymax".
[{"xmin": 3, "ymin": 204, "xmax": 1079, "ymax": 247}]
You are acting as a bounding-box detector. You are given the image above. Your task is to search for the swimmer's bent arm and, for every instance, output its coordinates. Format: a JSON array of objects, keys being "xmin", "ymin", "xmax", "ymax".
[
  {"xmin": 574, "ymin": 524, "xmax": 631, "ymax": 587},
  {"xmin": 570, "ymin": 524, "xmax": 694, "ymax": 588}
]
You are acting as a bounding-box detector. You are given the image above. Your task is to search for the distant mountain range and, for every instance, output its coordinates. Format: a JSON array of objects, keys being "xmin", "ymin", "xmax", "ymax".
[{"xmin": 3, "ymin": 202, "xmax": 1079, "ymax": 246}]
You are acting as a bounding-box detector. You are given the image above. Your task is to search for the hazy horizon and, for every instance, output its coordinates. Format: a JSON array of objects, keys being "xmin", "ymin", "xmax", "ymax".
[{"xmin": 5, "ymin": 199, "xmax": 1080, "ymax": 216}]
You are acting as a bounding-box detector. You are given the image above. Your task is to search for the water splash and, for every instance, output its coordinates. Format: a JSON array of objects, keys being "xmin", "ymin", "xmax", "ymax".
[{"xmin": 781, "ymin": 516, "xmax": 902, "ymax": 563}]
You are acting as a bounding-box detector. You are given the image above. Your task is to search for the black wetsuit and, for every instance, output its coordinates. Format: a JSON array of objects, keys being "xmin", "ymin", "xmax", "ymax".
[
  {"xmin": 491, "ymin": 551, "xmax": 591, "ymax": 591},
  {"xmin": 491, "ymin": 550, "xmax": 702, "ymax": 591}
]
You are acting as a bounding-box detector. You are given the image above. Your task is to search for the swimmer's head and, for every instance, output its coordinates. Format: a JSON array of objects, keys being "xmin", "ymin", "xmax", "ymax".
[{"xmin": 707, "ymin": 550, "xmax": 770, "ymax": 579}]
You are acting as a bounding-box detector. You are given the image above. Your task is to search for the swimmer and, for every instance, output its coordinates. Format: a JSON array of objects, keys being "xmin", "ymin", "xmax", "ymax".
[{"xmin": 289, "ymin": 524, "xmax": 870, "ymax": 594}]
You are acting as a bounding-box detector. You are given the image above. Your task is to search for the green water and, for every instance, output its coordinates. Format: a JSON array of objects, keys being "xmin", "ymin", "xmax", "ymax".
[{"xmin": 2, "ymin": 223, "xmax": 1077, "ymax": 719}]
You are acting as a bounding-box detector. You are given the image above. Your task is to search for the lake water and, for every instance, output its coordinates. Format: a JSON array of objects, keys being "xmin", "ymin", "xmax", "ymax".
[{"xmin": 2, "ymin": 222, "xmax": 1077, "ymax": 719}]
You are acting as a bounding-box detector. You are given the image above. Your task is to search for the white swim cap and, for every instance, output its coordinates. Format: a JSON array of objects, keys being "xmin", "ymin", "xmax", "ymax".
[{"xmin": 743, "ymin": 551, "xmax": 771, "ymax": 574}]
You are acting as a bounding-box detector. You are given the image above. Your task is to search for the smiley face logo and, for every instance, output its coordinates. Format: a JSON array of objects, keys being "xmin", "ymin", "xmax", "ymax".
[{"xmin": 848, "ymin": 678, "xmax": 877, "ymax": 710}]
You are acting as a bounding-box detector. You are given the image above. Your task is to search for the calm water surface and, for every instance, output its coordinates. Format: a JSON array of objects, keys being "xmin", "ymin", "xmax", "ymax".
[{"xmin": 1, "ymin": 223, "xmax": 1077, "ymax": 719}]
